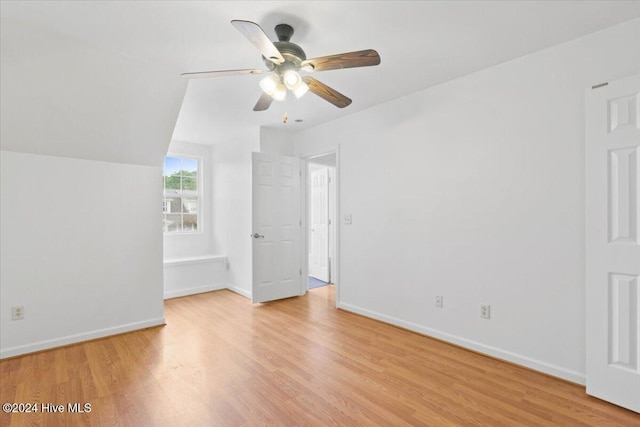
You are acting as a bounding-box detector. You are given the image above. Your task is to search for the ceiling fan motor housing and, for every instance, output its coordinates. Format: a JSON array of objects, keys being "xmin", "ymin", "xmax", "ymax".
[{"xmin": 263, "ymin": 24, "xmax": 306, "ymax": 71}]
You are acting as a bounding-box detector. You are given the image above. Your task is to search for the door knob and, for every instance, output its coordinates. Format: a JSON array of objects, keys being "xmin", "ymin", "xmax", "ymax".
[{"xmin": 251, "ymin": 233, "xmax": 264, "ymax": 239}]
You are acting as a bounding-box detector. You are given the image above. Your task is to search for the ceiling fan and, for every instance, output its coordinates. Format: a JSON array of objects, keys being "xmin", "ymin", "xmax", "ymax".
[{"xmin": 182, "ymin": 20, "xmax": 381, "ymax": 111}]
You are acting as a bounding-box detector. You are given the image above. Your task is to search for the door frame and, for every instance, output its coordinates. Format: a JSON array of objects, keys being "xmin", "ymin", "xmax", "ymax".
[
  {"xmin": 301, "ymin": 148, "xmax": 340, "ymax": 307},
  {"xmin": 308, "ymin": 164, "xmax": 331, "ymax": 282}
]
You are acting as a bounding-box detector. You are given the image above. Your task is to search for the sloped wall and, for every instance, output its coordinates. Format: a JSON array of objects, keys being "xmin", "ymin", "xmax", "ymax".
[
  {"xmin": 0, "ymin": 16, "xmax": 185, "ymax": 166},
  {"xmin": 0, "ymin": 10, "xmax": 185, "ymax": 357}
]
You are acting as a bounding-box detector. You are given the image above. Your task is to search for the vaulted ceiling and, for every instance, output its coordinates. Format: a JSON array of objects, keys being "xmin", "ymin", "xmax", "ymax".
[{"xmin": 2, "ymin": 1, "xmax": 639, "ymax": 165}]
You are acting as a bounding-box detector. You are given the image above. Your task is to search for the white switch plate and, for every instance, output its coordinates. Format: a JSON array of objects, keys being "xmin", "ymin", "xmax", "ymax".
[{"xmin": 343, "ymin": 214, "xmax": 352, "ymax": 225}]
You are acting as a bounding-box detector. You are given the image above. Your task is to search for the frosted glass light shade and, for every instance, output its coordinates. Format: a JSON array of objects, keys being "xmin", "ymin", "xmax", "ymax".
[
  {"xmin": 272, "ymin": 83, "xmax": 287, "ymax": 101},
  {"xmin": 283, "ymin": 70, "xmax": 301, "ymax": 89},
  {"xmin": 260, "ymin": 71, "xmax": 306, "ymax": 101},
  {"xmin": 292, "ymin": 81, "xmax": 309, "ymax": 98},
  {"xmin": 259, "ymin": 74, "xmax": 279, "ymax": 95}
]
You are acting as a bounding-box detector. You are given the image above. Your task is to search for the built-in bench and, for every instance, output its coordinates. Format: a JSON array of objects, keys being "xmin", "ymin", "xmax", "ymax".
[{"xmin": 163, "ymin": 255, "xmax": 228, "ymax": 299}]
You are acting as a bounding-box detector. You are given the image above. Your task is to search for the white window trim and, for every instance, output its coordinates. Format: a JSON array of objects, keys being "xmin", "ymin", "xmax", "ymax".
[{"xmin": 163, "ymin": 153, "xmax": 204, "ymax": 235}]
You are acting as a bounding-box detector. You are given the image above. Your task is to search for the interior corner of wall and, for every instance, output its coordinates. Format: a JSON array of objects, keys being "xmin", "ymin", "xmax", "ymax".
[{"xmin": 226, "ymin": 283, "xmax": 252, "ymax": 300}]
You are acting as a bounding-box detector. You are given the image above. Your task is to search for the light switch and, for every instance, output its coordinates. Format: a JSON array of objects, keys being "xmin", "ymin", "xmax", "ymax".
[{"xmin": 343, "ymin": 214, "xmax": 352, "ymax": 225}]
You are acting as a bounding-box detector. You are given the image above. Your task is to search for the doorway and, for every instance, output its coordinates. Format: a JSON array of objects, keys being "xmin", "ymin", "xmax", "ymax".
[{"xmin": 306, "ymin": 152, "xmax": 336, "ymax": 290}]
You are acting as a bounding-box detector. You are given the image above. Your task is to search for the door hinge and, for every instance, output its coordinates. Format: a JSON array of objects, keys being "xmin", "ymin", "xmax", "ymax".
[
  {"xmin": 299, "ymin": 220, "xmax": 302, "ymax": 226},
  {"xmin": 592, "ymin": 82, "xmax": 608, "ymax": 90},
  {"xmin": 299, "ymin": 269, "xmax": 302, "ymax": 276},
  {"xmin": 299, "ymin": 170, "xmax": 302, "ymax": 177}
]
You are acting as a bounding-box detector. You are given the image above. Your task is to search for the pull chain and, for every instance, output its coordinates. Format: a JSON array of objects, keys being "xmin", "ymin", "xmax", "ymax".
[{"xmin": 283, "ymin": 93, "xmax": 288, "ymax": 124}]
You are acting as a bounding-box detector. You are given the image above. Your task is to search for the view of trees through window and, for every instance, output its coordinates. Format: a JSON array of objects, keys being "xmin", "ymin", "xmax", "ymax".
[{"xmin": 163, "ymin": 156, "xmax": 199, "ymax": 232}]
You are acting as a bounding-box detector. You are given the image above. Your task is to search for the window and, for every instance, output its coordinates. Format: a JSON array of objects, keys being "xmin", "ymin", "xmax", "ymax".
[{"xmin": 163, "ymin": 155, "xmax": 200, "ymax": 233}]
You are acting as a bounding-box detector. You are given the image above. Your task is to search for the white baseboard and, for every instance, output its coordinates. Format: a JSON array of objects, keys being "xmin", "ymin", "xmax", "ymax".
[
  {"xmin": 338, "ymin": 302, "xmax": 586, "ymax": 385},
  {"xmin": 0, "ymin": 317, "xmax": 166, "ymax": 359},
  {"xmin": 226, "ymin": 283, "xmax": 251, "ymax": 299},
  {"xmin": 164, "ymin": 284, "xmax": 226, "ymax": 300}
]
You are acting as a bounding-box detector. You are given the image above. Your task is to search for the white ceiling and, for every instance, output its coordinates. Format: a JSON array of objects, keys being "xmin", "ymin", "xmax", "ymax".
[{"xmin": 2, "ymin": 1, "xmax": 640, "ymax": 153}]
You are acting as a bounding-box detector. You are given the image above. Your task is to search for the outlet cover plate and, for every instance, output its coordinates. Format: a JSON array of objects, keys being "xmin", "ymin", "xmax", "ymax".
[
  {"xmin": 11, "ymin": 306, "xmax": 24, "ymax": 320},
  {"xmin": 480, "ymin": 304, "xmax": 491, "ymax": 319}
]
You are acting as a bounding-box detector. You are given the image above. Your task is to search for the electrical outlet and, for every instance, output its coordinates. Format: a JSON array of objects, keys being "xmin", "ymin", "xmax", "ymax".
[
  {"xmin": 480, "ymin": 304, "xmax": 491, "ymax": 319},
  {"xmin": 435, "ymin": 295, "xmax": 443, "ymax": 308},
  {"xmin": 11, "ymin": 306, "xmax": 24, "ymax": 320}
]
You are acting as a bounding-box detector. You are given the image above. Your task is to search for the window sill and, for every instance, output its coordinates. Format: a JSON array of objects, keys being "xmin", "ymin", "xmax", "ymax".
[
  {"xmin": 163, "ymin": 230, "xmax": 204, "ymax": 236},
  {"xmin": 163, "ymin": 255, "xmax": 227, "ymax": 267}
]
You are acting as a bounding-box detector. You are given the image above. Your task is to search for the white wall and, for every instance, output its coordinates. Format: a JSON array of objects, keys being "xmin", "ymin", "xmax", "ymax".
[
  {"xmin": 294, "ymin": 19, "xmax": 640, "ymax": 383},
  {"xmin": 0, "ymin": 151, "xmax": 165, "ymax": 358},
  {"xmin": 212, "ymin": 135, "xmax": 261, "ymax": 298},
  {"xmin": 260, "ymin": 127, "xmax": 295, "ymax": 156},
  {"xmin": 1, "ymin": 3, "xmax": 188, "ymax": 356}
]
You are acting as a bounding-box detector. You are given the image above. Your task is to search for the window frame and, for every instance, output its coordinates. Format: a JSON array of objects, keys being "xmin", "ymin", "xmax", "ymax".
[{"xmin": 163, "ymin": 153, "xmax": 203, "ymax": 235}]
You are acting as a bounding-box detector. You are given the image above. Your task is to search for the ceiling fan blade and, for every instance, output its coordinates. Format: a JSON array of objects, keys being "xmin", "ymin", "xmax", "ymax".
[
  {"xmin": 301, "ymin": 49, "xmax": 380, "ymax": 72},
  {"xmin": 231, "ymin": 20, "xmax": 285, "ymax": 65},
  {"xmin": 253, "ymin": 93, "xmax": 273, "ymax": 111},
  {"xmin": 302, "ymin": 76, "xmax": 352, "ymax": 108},
  {"xmin": 181, "ymin": 69, "xmax": 264, "ymax": 79}
]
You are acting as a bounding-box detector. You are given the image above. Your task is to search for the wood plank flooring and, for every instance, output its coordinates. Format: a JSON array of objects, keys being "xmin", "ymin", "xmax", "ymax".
[{"xmin": 1, "ymin": 285, "xmax": 639, "ymax": 426}]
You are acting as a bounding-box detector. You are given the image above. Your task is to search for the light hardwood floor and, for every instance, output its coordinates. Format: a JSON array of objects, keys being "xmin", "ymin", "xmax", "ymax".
[{"xmin": 1, "ymin": 285, "xmax": 638, "ymax": 426}]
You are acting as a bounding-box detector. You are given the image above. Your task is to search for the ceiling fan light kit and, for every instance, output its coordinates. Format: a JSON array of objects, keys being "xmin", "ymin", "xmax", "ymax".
[
  {"xmin": 292, "ymin": 79, "xmax": 309, "ymax": 98},
  {"xmin": 272, "ymin": 82, "xmax": 287, "ymax": 101},
  {"xmin": 283, "ymin": 70, "xmax": 308, "ymax": 98},
  {"xmin": 260, "ymin": 69, "xmax": 308, "ymax": 100},
  {"xmin": 182, "ymin": 20, "xmax": 381, "ymax": 111},
  {"xmin": 258, "ymin": 73, "xmax": 279, "ymax": 95}
]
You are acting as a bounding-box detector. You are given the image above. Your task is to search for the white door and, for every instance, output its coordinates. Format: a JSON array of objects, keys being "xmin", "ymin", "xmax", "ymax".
[
  {"xmin": 309, "ymin": 166, "xmax": 330, "ymax": 282},
  {"xmin": 586, "ymin": 73, "xmax": 640, "ymax": 413},
  {"xmin": 252, "ymin": 152, "xmax": 302, "ymax": 303}
]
